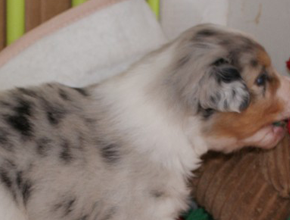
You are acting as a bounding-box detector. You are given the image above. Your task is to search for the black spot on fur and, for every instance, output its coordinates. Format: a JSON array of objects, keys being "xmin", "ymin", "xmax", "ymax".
[
  {"xmin": 100, "ymin": 143, "xmax": 120, "ymax": 164},
  {"xmin": 239, "ymin": 96, "xmax": 250, "ymax": 111},
  {"xmin": 59, "ymin": 89, "xmax": 71, "ymax": 101},
  {"xmin": 6, "ymin": 115, "xmax": 33, "ymax": 137},
  {"xmin": 215, "ymin": 66, "xmax": 241, "ymax": 84},
  {"xmin": 0, "ymin": 168, "xmax": 18, "ymax": 201},
  {"xmin": 0, "ymin": 161, "xmax": 18, "ymax": 200},
  {"xmin": 5, "ymin": 99, "xmax": 34, "ymax": 137},
  {"xmin": 36, "ymin": 137, "xmax": 52, "ymax": 156},
  {"xmin": 22, "ymin": 179, "xmax": 32, "ymax": 205},
  {"xmin": 60, "ymin": 140, "xmax": 73, "ymax": 163},
  {"xmin": 196, "ymin": 29, "xmax": 217, "ymax": 38},
  {"xmin": 46, "ymin": 108, "xmax": 67, "ymax": 125},
  {"xmin": 64, "ymin": 198, "xmax": 75, "ymax": 216},
  {"xmin": 72, "ymin": 88, "xmax": 89, "ymax": 97},
  {"xmin": 0, "ymin": 169, "xmax": 12, "ymax": 189},
  {"xmin": 14, "ymin": 99, "xmax": 32, "ymax": 117},
  {"xmin": 213, "ymin": 58, "xmax": 229, "ymax": 66},
  {"xmin": 16, "ymin": 171, "xmax": 23, "ymax": 188},
  {"xmin": 232, "ymin": 90, "xmax": 236, "ymax": 98},
  {"xmin": 54, "ymin": 196, "xmax": 76, "ymax": 217}
]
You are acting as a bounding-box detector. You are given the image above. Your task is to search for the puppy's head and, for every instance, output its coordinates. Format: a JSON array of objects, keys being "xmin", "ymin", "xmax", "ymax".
[{"xmin": 169, "ymin": 24, "xmax": 290, "ymax": 152}]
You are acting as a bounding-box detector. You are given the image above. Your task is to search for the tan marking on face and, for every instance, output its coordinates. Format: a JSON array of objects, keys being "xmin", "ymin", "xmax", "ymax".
[
  {"xmin": 207, "ymin": 49, "xmax": 284, "ymax": 141},
  {"xmin": 268, "ymin": 73, "xmax": 280, "ymax": 94},
  {"xmin": 257, "ymin": 49, "xmax": 271, "ymax": 67},
  {"xmin": 210, "ymin": 97, "xmax": 283, "ymax": 139}
]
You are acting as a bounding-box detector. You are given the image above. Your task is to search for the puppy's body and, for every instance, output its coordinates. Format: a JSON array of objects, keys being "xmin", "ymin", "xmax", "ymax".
[
  {"xmin": 0, "ymin": 84, "xmax": 194, "ymax": 220},
  {"xmin": 0, "ymin": 24, "xmax": 290, "ymax": 220}
]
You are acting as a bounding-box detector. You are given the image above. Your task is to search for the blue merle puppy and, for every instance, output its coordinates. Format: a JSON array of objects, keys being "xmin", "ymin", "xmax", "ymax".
[{"xmin": 1, "ymin": 24, "xmax": 290, "ymax": 220}]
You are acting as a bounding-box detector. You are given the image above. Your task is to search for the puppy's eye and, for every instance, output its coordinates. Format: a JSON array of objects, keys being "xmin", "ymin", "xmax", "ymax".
[{"xmin": 255, "ymin": 73, "xmax": 268, "ymax": 86}]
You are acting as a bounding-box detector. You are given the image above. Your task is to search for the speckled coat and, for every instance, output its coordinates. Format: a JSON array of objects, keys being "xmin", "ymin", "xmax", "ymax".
[{"xmin": 1, "ymin": 24, "xmax": 290, "ymax": 220}]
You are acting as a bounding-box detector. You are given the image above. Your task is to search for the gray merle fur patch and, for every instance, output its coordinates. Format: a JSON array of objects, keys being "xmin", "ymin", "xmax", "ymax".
[
  {"xmin": 5, "ymin": 98, "xmax": 34, "ymax": 138},
  {"xmin": 72, "ymin": 88, "xmax": 89, "ymax": 97},
  {"xmin": 60, "ymin": 140, "xmax": 73, "ymax": 163},
  {"xmin": 99, "ymin": 143, "xmax": 120, "ymax": 164},
  {"xmin": 53, "ymin": 196, "xmax": 76, "ymax": 217}
]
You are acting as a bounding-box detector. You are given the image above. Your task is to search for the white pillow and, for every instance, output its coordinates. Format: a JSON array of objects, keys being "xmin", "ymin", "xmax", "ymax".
[{"xmin": 0, "ymin": 0, "xmax": 167, "ymax": 90}]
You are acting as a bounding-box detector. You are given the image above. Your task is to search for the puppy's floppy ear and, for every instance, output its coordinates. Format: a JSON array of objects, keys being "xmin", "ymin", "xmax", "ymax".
[{"xmin": 198, "ymin": 59, "xmax": 250, "ymax": 113}]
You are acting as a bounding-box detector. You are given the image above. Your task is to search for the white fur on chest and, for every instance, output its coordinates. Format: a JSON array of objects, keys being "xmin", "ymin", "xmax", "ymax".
[{"xmin": 89, "ymin": 48, "xmax": 209, "ymax": 219}]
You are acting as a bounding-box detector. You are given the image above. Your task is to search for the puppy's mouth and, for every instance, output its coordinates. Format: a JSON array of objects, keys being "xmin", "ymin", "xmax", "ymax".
[
  {"xmin": 272, "ymin": 119, "xmax": 288, "ymax": 128},
  {"xmin": 270, "ymin": 119, "xmax": 289, "ymax": 134},
  {"xmin": 254, "ymin": 119, "xmax": 289, "ymax": 149}
]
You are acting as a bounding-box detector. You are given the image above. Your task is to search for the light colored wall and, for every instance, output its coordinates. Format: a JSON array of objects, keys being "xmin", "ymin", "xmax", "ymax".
[
  {"xmin": 160, "ymin": 0, "xmax": 229, "ymax": 40},
  {"xmin": 228, "ymin": 0, "xmax": 290, "ymax": 75}
]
